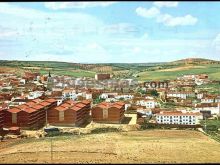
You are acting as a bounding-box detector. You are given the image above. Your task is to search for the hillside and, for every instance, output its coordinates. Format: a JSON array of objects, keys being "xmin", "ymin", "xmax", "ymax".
[
  {"xmin": 171, "ymin": 58, "xmax": 220, "ymax": 65},
  {"xmin": 0, "ymin": 58, "xmax": 219, "ymax": 80}
]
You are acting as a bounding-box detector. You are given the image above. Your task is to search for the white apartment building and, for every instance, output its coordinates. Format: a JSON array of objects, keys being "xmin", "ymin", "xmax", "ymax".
[
  {"xmin": 62, "ymin": 89, "xmax": 77, "ymax": 100},
  {"xmin": 156, "ymin": 111, "xmax": 202, "ymax": 125},
  {"xmin": 166, "ymin": 92, "xmax": 195, "ymax": 99},
  {"xmin": 115, "ymin": 94, "xmax": 134, "ymax": 100},
  {"xmin": 201, "ymin": 97, "xmax": 215, "ymax": 103},
  {"xmin": 136, "ymin": 99, "xmax": 157, "ymax": 108},
  {"xmin": 194, "ymin": 103, "xmax": 220, "ymax": 115}
]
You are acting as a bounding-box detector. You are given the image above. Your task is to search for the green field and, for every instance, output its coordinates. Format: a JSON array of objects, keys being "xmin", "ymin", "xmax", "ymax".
[
  {"xmin": 0, "ymin": 59, "xmax": 219, "ymax": 80},
  {"xmin": 137, "ymin": 64, "xmax": 220, "ymax": 81}
]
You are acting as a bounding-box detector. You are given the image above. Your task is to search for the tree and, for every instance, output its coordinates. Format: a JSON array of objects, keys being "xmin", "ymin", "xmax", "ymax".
[
  {"xmin": 150, "ymin": 90, "xmax": 159, "ymax": 97},
  {"xmin": 93, "ymin": 96, "xmax": 105, "ymax": 104}
]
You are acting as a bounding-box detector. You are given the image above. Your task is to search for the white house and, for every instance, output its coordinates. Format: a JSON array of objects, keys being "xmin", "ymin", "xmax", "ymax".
[
  {"xmin": 115, "ymin": 94, "xmax": 134, "ymax": 100},
  {"xmin": 136, "ymin": 99, "xmax": 157, "ymax": 108},
  {"xmin": 201, "ymin": 96, "xmax": 215, "ymax": 103},
  {"xmin": 215, "ymin": 96, "xmax": 220, "ymax": 103},
  {"xmin": 27, "ymin": 91, "xmax": 44, "ymax": 99},
  {"xmin": 62, "ymin": 89, "xmax": 77, "ymax": 100},
  {"xmin": 137, "ymin": 109, "xmax": 152, "ymax": 116},
  {"xmin": 156, "ymin": 111, "xmax": 202, "ymax": 125},
  {"xmin": 194, "ymin": 103, "xmax": 220, "ymax": 115},
  {"xmin": 196, "ymin": 93, "xmax": 204, "ymax": 99},
  {"xmin": 19, "ymin": 79, "xmax": 26, "ymax": 85},
  {"xmin": 99, "ymin": 93, "xmax": 118, "ymax": 99}
]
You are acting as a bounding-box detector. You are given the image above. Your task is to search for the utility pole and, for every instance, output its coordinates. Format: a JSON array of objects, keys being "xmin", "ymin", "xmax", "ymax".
[
  {"xmin": 205, "ymin": 116, "xmax": 207, "ymax": 132},
  {"xmin": 50, "ymin": 137, "xmax": 53, "ymax": 163}
]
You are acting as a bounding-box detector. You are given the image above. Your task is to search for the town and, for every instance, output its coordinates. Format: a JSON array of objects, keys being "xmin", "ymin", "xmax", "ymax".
[{"xmin": 0, "ymin": 69, "xmax": 219, "ymax": 139}]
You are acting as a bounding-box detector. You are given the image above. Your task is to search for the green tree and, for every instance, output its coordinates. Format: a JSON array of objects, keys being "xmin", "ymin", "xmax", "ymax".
[{"xmin": 150, "ymin": 90, "xmax": 159, "ymax": 97}]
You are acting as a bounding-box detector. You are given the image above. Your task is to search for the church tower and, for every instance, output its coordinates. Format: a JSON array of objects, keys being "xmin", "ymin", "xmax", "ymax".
[{"xmin": 47, "ymin": 71, "xmax": 53, "ymax": 91}]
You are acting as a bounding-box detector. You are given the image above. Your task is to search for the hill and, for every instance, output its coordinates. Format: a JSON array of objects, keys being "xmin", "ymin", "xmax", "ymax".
[
  {"xmin": 171, "ymin": 58, "xmax": 220, "ymax": 65},
  {"xmin": 0, "ymin": 58, "xmax": 219, "ymax": 80}
]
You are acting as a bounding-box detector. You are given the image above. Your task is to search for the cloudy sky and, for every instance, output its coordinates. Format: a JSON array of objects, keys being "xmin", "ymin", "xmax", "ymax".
[{"xmin": 0, "ymin": 2, "xmax": 220, "ymax": 63}]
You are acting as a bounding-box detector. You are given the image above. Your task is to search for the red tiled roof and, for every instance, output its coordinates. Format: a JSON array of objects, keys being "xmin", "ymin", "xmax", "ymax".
[
  {"xmin": 26, "ymin": 101, "xmax": 36, "ymax": 106},
  {"xmin": 98, "ymin": 104, "xmax": 108, "ymax": 109},
  {"xmin": 65, "ymin": 100, "xmax": 77, "ymax": 105},
  {"xmin": 115, "ymin": 101, "xmax": 125, "ymax": 106},
  {"xmin": 55, "ymin": 106, "xmax": 68, "ymax": 111},
  {"xmin": 112, "ymin": 104, "xmax": 123, "ymax": 109},
  {"xmin": 75, "ymin": 103, "xmax": 86, "ymax": 108},
  {"xmin": 17, "ymin": 104, "xmax": 29, "ymax": 110},
  {"xmin": 39, "ymin": 101, "xmax": 51, "ymax": 107},
  {"xmin": 45, "ymin": 98, "xmax": 57, "ymax": 103},
  {"xmin": 8, "ymin": 108, "xmax": 21, "ymax": 113},
  {"xmin": 156, "ymin": 111, "xmax": 201, "ymax": 116},
  {"xmin": 23, "ymin": 107, "xmax": 37, "ymax": 113},
  {"xmin": 32, "ymin": 104, "xmax": 44, "ymax": 110},
  {"xmin": 61, "ymin": 103, "xmax": 71, "ymax": 108},
  {"xmin": 71, "ymin": 106, "xmax": 81, "ymax": 111},
  {"xmin": 31, "ymin": 98, "xmax": 42, "ymax": 103},
  {"xmin": 81, "ymin": 100, "xmax": 91, "ymax": 105}
]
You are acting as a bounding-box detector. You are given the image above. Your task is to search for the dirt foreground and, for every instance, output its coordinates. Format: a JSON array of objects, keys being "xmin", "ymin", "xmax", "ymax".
[{"xmin": 0, "ymin": 130, "xmax": 220, "ymax": 164}]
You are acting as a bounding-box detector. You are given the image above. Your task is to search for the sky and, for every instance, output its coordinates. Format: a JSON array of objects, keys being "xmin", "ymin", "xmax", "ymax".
[{"xmin": 0, "ymin": 1, "xmax": 220, "ymax": 63}]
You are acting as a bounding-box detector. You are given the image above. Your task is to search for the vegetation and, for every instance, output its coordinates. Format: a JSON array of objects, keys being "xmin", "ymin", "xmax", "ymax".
[
  {"xmin": 93, "ymin": 96, "xmax": 105, "ymax": 104},
  {"xmin": 200, "ymin": 119, "xmax": 220, "ymax": 142},
  {"xmin": 0, "ymin": 58, "xmax": 219, "ymax": 80}
]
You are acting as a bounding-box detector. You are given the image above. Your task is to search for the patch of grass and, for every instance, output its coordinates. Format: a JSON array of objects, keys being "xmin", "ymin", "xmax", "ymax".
[{"xmin": 137, "ymin": 64, "xmax": 220, "ymax": 81}]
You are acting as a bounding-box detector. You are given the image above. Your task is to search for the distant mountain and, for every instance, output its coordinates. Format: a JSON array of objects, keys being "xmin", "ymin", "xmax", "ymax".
[{"xmin": 171, "ymin": 58, "xmax": 220, "ymax": 64}]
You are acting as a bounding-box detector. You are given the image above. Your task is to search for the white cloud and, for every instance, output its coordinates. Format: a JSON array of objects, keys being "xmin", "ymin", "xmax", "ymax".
[
  {"xmin": 136, "ymin": 2, "xmax": 198, "ymax": 27},
  {"xmin": 0, "ymin": 31, "xmax": 18, "ymax": 38},
  {"xmin": 44, "ymin": 2, "xmax": 117, "ymax": 10},
  {"xmin": 157, "ymin": 14, "xmax": 198, "ymax": 27},
  {"xmin": 153, "ymin": 1, "xmax": 179, "ymax": 8},
  {"xmin": 136, "ymin": 7, "xmax": 160, "ymax": 18}
]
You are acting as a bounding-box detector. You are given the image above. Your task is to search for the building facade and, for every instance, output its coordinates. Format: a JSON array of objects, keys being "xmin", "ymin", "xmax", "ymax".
[{"xmin": 156, "ymin": 111, "xmax": 202, "ymax": 125}]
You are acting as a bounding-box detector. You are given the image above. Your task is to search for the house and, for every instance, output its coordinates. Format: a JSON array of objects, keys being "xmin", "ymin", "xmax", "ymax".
[
  {"xmin": 135, "ymin": 98, "xmax": 157, "ymax": 108},
  {"xmin": 156, "ymin": 111, "xmax": 202, "ymax": 125},
  {"xmin": 27, "ymin": 91, "xmax": 44, "ymax": 99},
  {"xmin": 91, "ymin": 101, "xmax": 125, "ymax": 124},
  {"xmin": 95, "ymin": 73, "xmax": 111, "ymax": 80},
  {"xmin": 47, "ymin": 100, "xmax": 91, "ymax": 126},
  {"xmin": 215, "ymin": 96, "xmax": 220, "ymax": 103},
  {"xmin": 99, "ymin": 93, "xmax": 118, "ymax": 99},
  {"xmin": 194, "ymin": 103, "xmax": 220, "ymax": 115},
  {"xmin": 137, "ymin": 109, "xmax": 152, "ymax": 117},
  {"xmin": 196, "ymin": 92, "xmax": 204, "ymax": 99},
  {"xmin": 166, "ymin": 91, "xmax": 195, "ymax": 99},
  {"xmin": 62, "ymin": 89, "xmax": 77, "ymax": 100},
  {"xmin": 115, "ymin": 94, "xmax": 134, "ymax": 100},
  {"xmin": 201, "ymin": 95, "xmax": 215, "ymax": 103}
]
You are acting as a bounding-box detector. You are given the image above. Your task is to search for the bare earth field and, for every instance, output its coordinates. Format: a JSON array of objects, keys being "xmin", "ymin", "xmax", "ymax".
[{"xmin": 0, "ymin": 130, "xmax": 220, "ymax": 164}]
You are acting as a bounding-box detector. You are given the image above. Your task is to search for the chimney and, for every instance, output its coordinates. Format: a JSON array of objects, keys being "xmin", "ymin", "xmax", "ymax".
[{"xmin": 57, "ymin": 99, "xmax": 63, "ymax": 106}]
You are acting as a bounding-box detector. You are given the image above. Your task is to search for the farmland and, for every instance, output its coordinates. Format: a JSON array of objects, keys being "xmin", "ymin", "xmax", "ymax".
[
  {"xmin": 0, "ymin": 130, "xmax": 220, "ymax": 163},
  {"xmin": 0, "ymin": 58, "xmax": 219, "ymax": 80}
]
